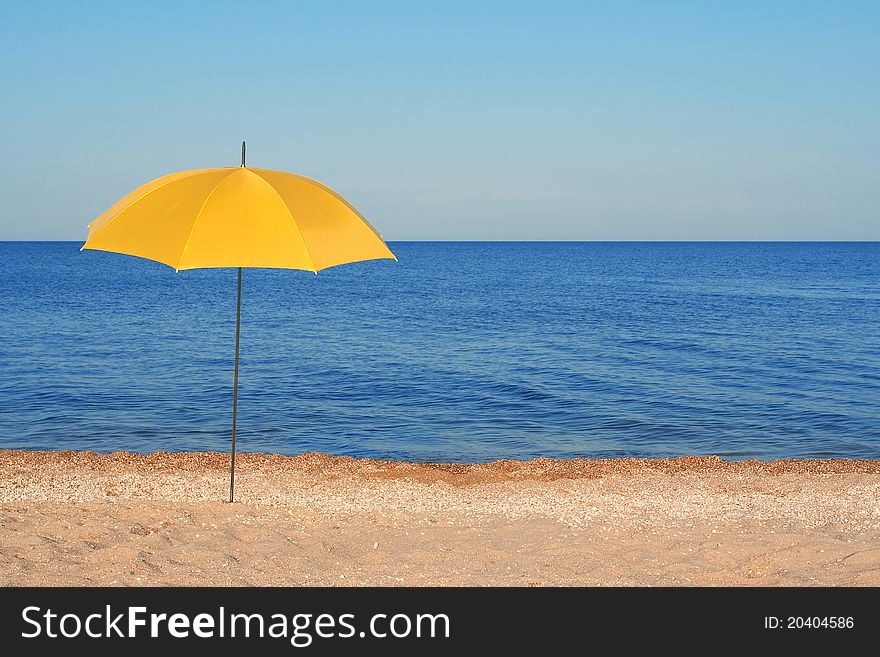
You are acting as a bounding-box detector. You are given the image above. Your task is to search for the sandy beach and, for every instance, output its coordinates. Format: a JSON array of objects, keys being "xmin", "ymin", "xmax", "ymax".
[{"xmin": 1, "ymin": 450, "xmax": 879, "ymax": 586}]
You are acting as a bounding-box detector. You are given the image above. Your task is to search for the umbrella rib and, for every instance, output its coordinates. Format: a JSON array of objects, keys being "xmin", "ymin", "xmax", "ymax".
[
  {"xmin": 176, "ymin": 172, "xmax": 235, "ymax": 270},
  {"xmin": 87, "ymin": 168, "xmax": 228, "ymax": 244},
  {"xmin": 249, "ymin": 169, "xmax": 319, "ymax": 273},
  {"xmin": 257, "ymin": 169, "xmax": 388, "ymax": 243}
]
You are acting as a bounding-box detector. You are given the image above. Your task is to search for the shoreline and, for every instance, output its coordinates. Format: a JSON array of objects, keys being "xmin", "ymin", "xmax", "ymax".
[
  {"xmin": 4, "ymin": 448, "xmax": 880, "ymax": 477},
  {"xmin": 2, "ymin": 450, "xmax": 879, "ymax": 586}
]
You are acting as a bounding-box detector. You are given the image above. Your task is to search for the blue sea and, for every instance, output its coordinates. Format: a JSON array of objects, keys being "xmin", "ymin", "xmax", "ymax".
[{"xmin": 1, "ymin": 241, "xmax": 878, "ymax": 461}]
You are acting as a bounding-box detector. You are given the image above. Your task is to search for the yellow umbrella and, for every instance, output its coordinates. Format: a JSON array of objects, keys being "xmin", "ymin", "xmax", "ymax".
[{"xmin": 82, "ymin": 142, "xmax": 396, "ymax": 501}]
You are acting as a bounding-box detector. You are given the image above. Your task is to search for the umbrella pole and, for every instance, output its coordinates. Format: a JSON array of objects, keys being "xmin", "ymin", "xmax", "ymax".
[{"xmin": 229, "ymin": 266, "xmax": 242, "ymax": 502}]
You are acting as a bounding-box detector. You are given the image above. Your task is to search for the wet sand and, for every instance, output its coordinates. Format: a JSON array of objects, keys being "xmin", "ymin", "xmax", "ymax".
[{"xmin": 1, "ymin": 450, "xmax": 879, "ymax": 586}]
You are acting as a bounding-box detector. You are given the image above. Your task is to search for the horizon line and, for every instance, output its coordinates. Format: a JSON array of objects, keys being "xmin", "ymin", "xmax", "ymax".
[{"xmin": 2, "ymin": 239, "xmax": 878, "ymax": 244}]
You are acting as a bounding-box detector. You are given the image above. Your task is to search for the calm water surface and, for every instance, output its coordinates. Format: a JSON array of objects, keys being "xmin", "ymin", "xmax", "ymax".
[{"xmin": 1, "ymin": 241, "xmax": 877, "ymax": 461}]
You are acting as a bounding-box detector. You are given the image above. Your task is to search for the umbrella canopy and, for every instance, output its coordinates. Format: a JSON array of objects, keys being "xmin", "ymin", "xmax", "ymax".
[
  {"xmin": 82, "ymin": 143, "xmax": 395, "ymax": 501},
  {"xmin": 83, "ymin": 163, "xmax": 395, "ymax": 271}
]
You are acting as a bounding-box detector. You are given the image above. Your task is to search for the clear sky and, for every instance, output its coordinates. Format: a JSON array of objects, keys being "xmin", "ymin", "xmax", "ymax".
[{"xmin": 1, "ymin": 1, "xmax": 877, "ymax": 240}]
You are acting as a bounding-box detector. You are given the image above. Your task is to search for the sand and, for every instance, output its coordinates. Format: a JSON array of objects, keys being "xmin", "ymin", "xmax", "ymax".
[{"xmin": 1, "ymin": 450, "xmax": 879, "ymax": 586}]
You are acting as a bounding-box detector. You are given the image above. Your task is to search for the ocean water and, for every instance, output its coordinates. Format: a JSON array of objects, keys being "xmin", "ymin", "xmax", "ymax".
[{"xmin": 0, "ymin": 241, "xmax": 878, "ymax": 461}]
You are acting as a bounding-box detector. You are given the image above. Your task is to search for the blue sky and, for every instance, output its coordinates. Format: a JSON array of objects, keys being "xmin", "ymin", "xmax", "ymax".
[{"xmin": 0, "ymin": 1, "xmax": 877, "ymax": 240}]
